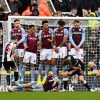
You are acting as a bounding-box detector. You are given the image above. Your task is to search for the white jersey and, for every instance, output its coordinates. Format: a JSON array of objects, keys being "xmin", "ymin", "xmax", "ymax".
[{"xmin": 2, "ymin": 41, "xmax": 15, "ymax": 62}]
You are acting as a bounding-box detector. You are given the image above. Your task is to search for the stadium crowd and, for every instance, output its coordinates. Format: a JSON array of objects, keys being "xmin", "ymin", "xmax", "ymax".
[{"xmin": 0, "ymin": 0, "xmax": 100, "ymax": 21}]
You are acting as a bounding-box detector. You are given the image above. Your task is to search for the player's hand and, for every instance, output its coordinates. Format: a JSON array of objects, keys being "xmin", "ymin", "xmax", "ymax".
[
  {"xmin": 54, "ymin": 47, "xmax": 60, "ymax": 53},
  {"xmin": 0, "ymin": 41, "xmax": 2, "ymax": 44},
  {"xmin": 24, "ymin": 45, "xmax": 28, "ymax": 50},
  {"xmin": 13, "ymin": 43, "xmax": 17, "ymax": 49},
  {"xmin": 37, "ymin": 46, "xmax": 42, "ymax": 52},
  {"xmin": 47, "ymin": 39, "xmax": 53, "ymax": 43},
  {"xmin": 75, "ymin": 46, "xmax": 80, "ymax": 51}
]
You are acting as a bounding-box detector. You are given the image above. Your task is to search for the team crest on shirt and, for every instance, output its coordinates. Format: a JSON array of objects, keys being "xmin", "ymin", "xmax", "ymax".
[
  {"xmin": 18, "ymin": 29, "xmax": 21, "ymax": 32},
  {"xmin": 79, "ymin": 28, "xmax": 81, "ymax": 32}
]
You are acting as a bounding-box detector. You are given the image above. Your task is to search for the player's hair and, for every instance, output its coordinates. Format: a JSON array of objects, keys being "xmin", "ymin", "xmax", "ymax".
[
  {"xmin": 14, "ymin": 19, "xmax": 20, "ymax": 23},
  {"xmin": 42, "ymin": 20, "xmax": 48, "ymax": 25},
  {"xmin": 71, "ymin": 6, "xmax": 77, "ymax": 10},
  {"xmin": 0, "ymin": 27, "xmax": 3, "ymax": 30},
  {"xmin": 57, "ymin": 19, "xmax": 65, "ymax": 26},
  {"xmin": 74, "ymin": 20, "xmax": 80, "ymax": 23},
  {"xmin": 11, "ymin": 35, "xmax": 18, "ymax": 40},
  {"xmin": 63, "ymin": 55, "xmax": 76, "ymax": 66},
  {"xmin": 29, "ymin": 25, "xmax": 35, "ymax": 29}
]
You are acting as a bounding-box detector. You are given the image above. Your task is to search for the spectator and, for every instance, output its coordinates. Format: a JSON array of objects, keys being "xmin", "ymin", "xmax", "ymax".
[
  {"xmin": 82, "ymin": 9, "xmax": 89, "ymax": 17},
  {"xmin": 0, "ymin": 7, "xmax": 7, "ymax": 21},
  {"xmin": 0, "ymin": 27, "xmax": 3, "ymax": 69},
  {"xmin": 39, "ymin": 0, "xmax": 51, "ymax": 16},
  {"xmin": 96, "ymin": 7, "xmax": 100, "ymax": 17},
  {"xmin": 13, "ymin": 11, "xmax": 20, "ymax": 16},
  {"xmin": 53, "ymin": 11, "xmax": 62, "ymax": 16},
  {"xmin": 82, "ymin": 0, "xmax": 97, "ymax": 12},
  {"xmin": 19, "ymin": 0, "xmax": 31, "ymax": 14},
  {"xmin": 67, "ymin": 0, "xmax": 83, "ymax": 16},
  {"xmin": 22, "ymin": 0, "xmax": 39, "ymax": 16},
  {"xmin": 68, "ymin": 7, "xmax": 78, "ymax": 17},
  {"xmin": 88, "ymin": 12, "xmax": 98, "ymax": 30},
  {"xmin": 8, "ymin": 0, "xmax": 22, "ymax": 15},
  {"xmin": 52, "ymin": 0, "xmax": 68, "ymax": 12}
]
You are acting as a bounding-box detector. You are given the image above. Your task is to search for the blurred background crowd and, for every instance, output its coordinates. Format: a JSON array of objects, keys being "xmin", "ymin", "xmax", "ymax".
[{"xmin": 0, "ymin": 0, "xmax": 100, "ymax": 21}]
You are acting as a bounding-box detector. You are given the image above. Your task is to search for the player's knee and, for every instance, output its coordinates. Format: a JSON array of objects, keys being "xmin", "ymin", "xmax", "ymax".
[
  {"xmin": 30, "ymin": 64, "xmax": 36, "ymax": 67},
  {"xmin": 51, "ymin": 59, "xmax": 56, "ymax": 66},
  {"xmin": 40, "ymin": 60, "xmax": 45, "ymax": 64}
]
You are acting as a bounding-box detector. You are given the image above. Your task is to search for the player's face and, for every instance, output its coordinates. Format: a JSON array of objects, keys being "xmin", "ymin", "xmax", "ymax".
[
  {"xmin": 43, "ymin": 23, "xmax": 49, "ymax": 30},
  {"xmin": 14, "ymin": 21, "xmax": 20, "ymax": 28},
  {"xmin": 0, "ymin": 29, "xmax": 3, "ymax": 35},
  {"xmin": 74, "ymin": 22, "xmax": 80, "ymax": 29},
  {"xmin": 29, "ymin": 27, "xmax": 36, "ymax": 34},
  {"xmin": 98, "ymin": 8, "xmax": 100, "ymax": 14},
  {"xmin": 58, "ymin": 25, "xmax": 64, "ymax": 30}
]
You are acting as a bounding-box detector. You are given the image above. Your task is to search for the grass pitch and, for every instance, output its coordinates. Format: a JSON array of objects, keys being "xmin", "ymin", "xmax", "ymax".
[{"xmin": 0, "ymin": 92, "xmax": 100, "ymax": 100}]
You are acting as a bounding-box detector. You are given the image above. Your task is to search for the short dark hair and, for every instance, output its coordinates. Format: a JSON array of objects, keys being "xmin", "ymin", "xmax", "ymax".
[
  {"xmin": 14, "ymin": 19, "xmax": 20, "ymax": 23},
  {"xmin": 57, "ymin": 20, "xmax": 65, "ymax": 26},
  {"xmin": 29, "ymin": 25, "xmax": 35, "ymax": 29},
  {"xmin": 11, "ymin": 35, "xmax": 18, "ymax": 40},
  {"xmin": 0, "ymin": 7, "xmax": 4, "ymax": 11},
  {"xmin": 71, "ymin": 6, "xmax": 77, "ymax": 10},
  {"xmin": 0, "ymin": 27, "xmax": 3, "ymax": 30},
  {"xmin": 74, "ymin": 20, "xmax": 80, "ymax": 23},
  {"xmin": 42, "ymin": 20, "xmax": 48, "ymax": 25}
]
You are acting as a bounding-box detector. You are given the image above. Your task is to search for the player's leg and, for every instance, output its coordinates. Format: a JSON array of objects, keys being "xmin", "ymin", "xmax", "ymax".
[
  {"xmin": 18, "ymin": 49, "xmax": 24, "ymax": 68},
  {"xmin": 38, "ymin": 49, "xmax": 46, "ymax": 84},
  {"xmin": 38, "ymin": 60, "xmax": 45, "ymax": 84},
  {"xmin": 10, "ymin": 61, "xmax": 19, "ymax": 82},
  {"xmin": 60, "ymin": 47, "xmax": 68, "ymax": 90},
  {"xmin": 3, "ymin": 62, "xmax": 11, "ymax": 86},
  {"xmin": 30, "ymin": 53, "xmax": 37, "ymax": 83},
  {"xmin": 7, "ymin": 83, "xmax": 32, "ymax": 92},
  {"xmin": 51, "ymin": 57, "xmax": 58, "ymax": 79},
  {"xmin": 60, "ymin": 47, "xmax": 68, "ymax": 71},
  {"xmin": 0, "ymin": 56, "xmax": 2, "ymax": 70},
  {"xmin": 42, "ymin": 49, "xmax": 52, "ymax": 84},
  {"xmin": 91, "ymin": 70, "xmax": 100, "ymax": 91},
  {"xmin": 32, "ymin": 82, "xmax": 44, "ymax": 92},
  {"xmin": 51, "ymin": 49, "xmax": 59, "ymax": 79},
  {"xmin": 79, "ymin": 75, "xmax": 91, "ymax": 91},
  {"xmin": 21, "ymin": 51, "xmax": 29, "ymax": 83}
]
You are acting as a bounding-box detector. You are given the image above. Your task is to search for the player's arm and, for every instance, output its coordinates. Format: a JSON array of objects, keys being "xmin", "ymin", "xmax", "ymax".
[
  {"xmin": 78, "ymin": 28, "xmax": 85, "ymax": 48},
  {"xmin": 77, "ymin": 28, "xmax": 85, "ymax": 48},
  {"xmin": 17, "ymin": 28, "xmax": 26, "ymax": 46},
  {"xmin": 73, "ymin": 66, "xmax": 81, "ymax": 70},
  {"xmin": 69, "ymin": 27, "xmax": 77, "ymax": 47},
  {"xmin": 37, "ymin": 30, "xmax": 42, "ymax": 51},
  {"xmin": 47, "ymin": 29, "xmax": 55, "ymax": 44},
  {"xmin": 24, "ymin": 34, "xmax": 28, "ymax": 50},
  {"xmin": 58, "ymin": 28, "xmax": 68, "ymax": 48}
]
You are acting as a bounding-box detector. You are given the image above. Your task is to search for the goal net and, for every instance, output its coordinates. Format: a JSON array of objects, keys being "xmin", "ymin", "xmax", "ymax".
[{"xmin": 0, "ymin": 16, "xmax": 100, "ymax": 91}]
